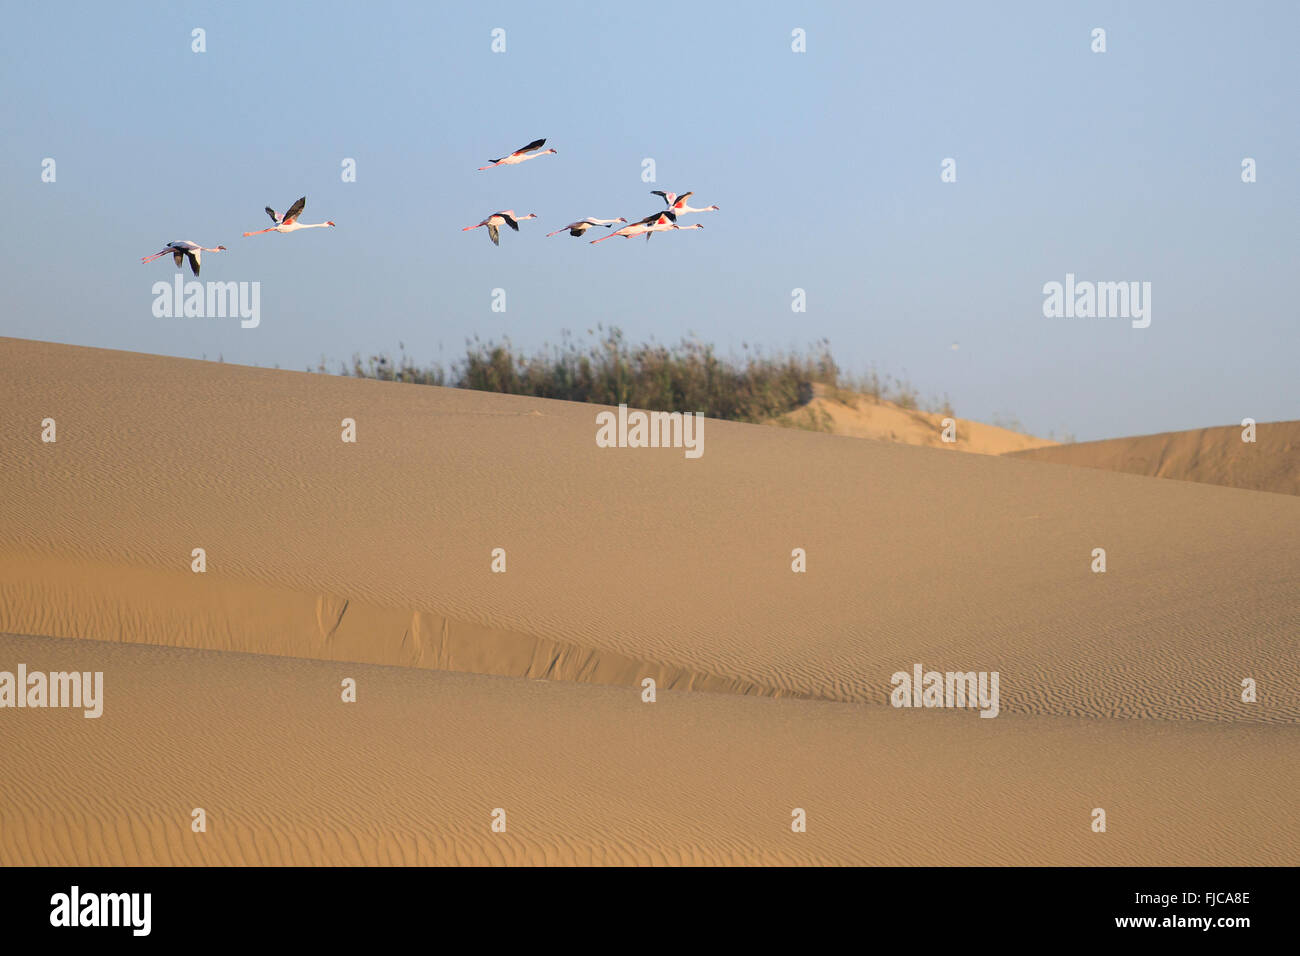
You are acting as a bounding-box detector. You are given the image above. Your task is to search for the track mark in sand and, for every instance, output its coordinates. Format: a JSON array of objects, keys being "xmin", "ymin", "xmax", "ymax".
[
  {"xmin": 401, "ymin": 614, "xmax": 424, "ymax": 665},
  {"xmin": 316, "ymin": 595, "xmax": 349, "ymax": 642},
  {"xmin": 0, "ymin": 551, "xmax": 794, "ymax": 701},
  {"xmin": 402, "ymin": 611, "xmax": 452, "ymax": 667}
]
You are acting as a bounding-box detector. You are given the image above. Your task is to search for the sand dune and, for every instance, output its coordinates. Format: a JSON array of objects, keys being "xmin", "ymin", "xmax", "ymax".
[
  {"xmin": 1008, "ymin": 421, "xmax": 1300, "ymax": 496},
  {"xmin": 1, "ymin": 337, "xmax": 1297, "ymax": 865},
  {"xmin": 767, "ymin": 383, "xmax": 1056, "ymax": 455}
]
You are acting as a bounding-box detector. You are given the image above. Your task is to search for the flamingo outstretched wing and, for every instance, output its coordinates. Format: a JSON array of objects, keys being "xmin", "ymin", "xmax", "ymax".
[
  {"xmin": 282, "ymin": 197, "xmax": 306, "ymax": 225},
  {"xmin": 634, "ymin": 211, "xmax": 675, "ymax": 226}
]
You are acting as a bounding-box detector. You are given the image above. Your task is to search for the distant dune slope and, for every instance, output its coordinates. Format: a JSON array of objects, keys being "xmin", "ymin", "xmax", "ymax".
[
  {"xmin": 1008, "ymin": 422, "xmax": 1300, "ymax": 496},
  {"xmin": 767, "ymin": 383, "xmax": 1055, "ymax": 455}
]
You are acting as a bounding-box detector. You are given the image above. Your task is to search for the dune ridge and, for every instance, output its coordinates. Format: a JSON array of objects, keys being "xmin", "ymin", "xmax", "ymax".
[{"xmin": 1, "ymin": 547, "xmax": 1295, "ymax": 724}]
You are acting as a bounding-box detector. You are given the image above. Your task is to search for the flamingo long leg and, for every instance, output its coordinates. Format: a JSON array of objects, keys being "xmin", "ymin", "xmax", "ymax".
[
  {"xmin": 140, "ymin": 249, "xmax": 172, "ymax": 263},
  {"xmin": 242, "ymin": 227, "xmax": 276, "ymax": 237}
]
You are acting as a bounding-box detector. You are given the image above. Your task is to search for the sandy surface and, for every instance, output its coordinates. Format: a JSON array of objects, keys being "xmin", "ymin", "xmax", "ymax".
[
  {"xmin": 1008, "ymin": 421, "xmax": 1300, "ymax": 496},
  {"xmin": 1, "ymin": 337, "xmax": 1297, "ymax": 865}
]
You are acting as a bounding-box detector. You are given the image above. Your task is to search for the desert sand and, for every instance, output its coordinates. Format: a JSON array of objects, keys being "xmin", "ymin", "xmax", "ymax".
[
  {"xmin": 1009, "ymin": 422, "xmax": 1300, "ymax": 496},
  {"xmin": 1, "ymin": 336, "xmax": 1297, "ymax": 865}
]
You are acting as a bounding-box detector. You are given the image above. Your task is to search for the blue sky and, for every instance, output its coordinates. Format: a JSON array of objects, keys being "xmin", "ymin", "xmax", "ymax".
[{"xmin": 2, "ymin": 0, "xmax": 1295, "ymax": 440}]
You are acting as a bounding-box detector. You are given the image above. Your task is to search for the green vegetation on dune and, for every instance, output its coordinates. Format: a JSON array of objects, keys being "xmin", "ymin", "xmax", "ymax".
[{"xmin": 326, "ymin": 326, "xmax": 957, "ymax": 426}]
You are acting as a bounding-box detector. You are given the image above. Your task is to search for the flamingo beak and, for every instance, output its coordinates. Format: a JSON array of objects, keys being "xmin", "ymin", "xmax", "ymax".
[{"xmin": 327, "ymin": 221, "xmax": 336, "ymax": 227}]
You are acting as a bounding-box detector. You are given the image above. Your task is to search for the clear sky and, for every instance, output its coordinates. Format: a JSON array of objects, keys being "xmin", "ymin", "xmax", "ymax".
[{"xmin": 2, "ymin": 1, "xmax": 1295, "ymax": 441}]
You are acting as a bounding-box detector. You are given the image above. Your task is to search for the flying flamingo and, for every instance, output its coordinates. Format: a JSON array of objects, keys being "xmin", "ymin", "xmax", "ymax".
[
  {"xmin": 478, "ymin": 138, "xmax": 557, "ymax": 170},
  {"xmin": 590, "ymin": 211, "xmax": 700, "ymax": 244},
  {"xmin": 140, "ymin": 241, "xmax": 227, "ymax": 277},
  {"xmin": 242, "ymin": 197, "xmax": 335, "ymax": 237},
  {"xmin": 653, "ymin": 190, "xmax": 719, "ymax": 216},
  {"xmin": 545, "ymin": 217, "xmax": 627, "ymax": 238},
  {"xmin": 462, "ymin": 210, "xmax": 538, "ymax": 245}
]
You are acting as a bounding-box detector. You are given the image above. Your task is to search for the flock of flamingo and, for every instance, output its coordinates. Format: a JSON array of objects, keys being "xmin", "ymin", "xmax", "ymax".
[
  {"xmin": 142, "ymin": 136, "xmax": 716, "ymax": 276},
  {"xmin": 463, "ymin": 137, "xmax": 718, "ymax": 246}
]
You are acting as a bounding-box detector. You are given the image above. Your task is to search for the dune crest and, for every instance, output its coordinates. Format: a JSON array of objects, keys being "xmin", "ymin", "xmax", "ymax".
[{"xmin": 1008, "ymin": 421, "xmax": 1300, "ymax": 496}]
